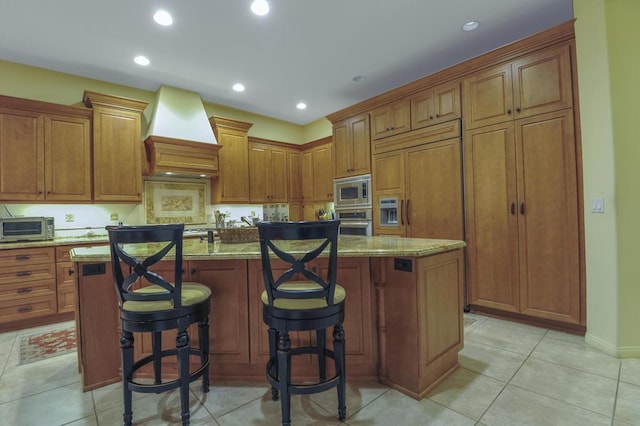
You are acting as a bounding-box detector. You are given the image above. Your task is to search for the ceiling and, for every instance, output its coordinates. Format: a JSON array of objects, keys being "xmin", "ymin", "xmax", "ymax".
[{"xmin": 0, "ymin": 1, "xmax": 574, "ymax": 126}]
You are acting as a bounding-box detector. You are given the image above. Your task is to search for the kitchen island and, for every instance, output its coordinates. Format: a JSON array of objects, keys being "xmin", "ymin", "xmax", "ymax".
[{"xmin": 71, "ymin": 235, "xmax": 466, "ymax": 400}]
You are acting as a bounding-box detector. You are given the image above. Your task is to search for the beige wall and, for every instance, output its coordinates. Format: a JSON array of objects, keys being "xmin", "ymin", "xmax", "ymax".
[{"xmin": 574, "ymin": 0, "xmax": 640, "ymax": 356}]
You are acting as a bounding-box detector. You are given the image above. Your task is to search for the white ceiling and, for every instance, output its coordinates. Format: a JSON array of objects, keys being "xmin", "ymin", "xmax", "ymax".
[{"xmin": 0, "ymin": 1, "xmax": 574, "ymax": 126}]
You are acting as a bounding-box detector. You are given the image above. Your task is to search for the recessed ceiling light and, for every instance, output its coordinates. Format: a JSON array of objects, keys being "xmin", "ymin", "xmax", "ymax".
[
  {"xmin": 296, "ymin": 102, "xmax": 307, "ymax": 110},
  {"xmin": 153, "ymin": 10, "xmax": 173, "ymax": 26},
  {"xmin": 251, "ymin": 0, "xmax": 270, "ymax": 16},
  {"xmin": 134, "ymin": 55, "xmax": 150, "ymax": 66},
  {"xmin": 462, "ymin": 21, "xmax": 479, "ymax": 31},
  {"xmin": 232, "ymin": 83, "xmax": 245, "ymax": 92}
]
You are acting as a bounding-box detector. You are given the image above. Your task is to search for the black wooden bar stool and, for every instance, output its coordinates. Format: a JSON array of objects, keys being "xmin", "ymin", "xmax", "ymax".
[
  {"xmin": 106, "ymin": 224, "xmax": 211, "ymax": 426},
  {"xmin": 257, "ymin": 220, "xmax": 346, "ymax": 426}
]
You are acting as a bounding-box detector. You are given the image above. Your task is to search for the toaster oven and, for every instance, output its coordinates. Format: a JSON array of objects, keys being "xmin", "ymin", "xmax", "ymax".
[{"xmin": 0, "ymin": 217, "xmax": 55, "ymax": 242}]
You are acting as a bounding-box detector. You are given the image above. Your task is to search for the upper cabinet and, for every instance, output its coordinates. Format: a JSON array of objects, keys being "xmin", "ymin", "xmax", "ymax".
[
  {"xmin": 287, "ymin": 149, "xmax": 302, "ymax": 202},
  {"xmin": 83, "ymin": 91, "xmax": 148, "ymax": 202},
  {"xmin": 248, "ymin": 141, "xmax": 288, "ymax": 203},
  {"xmin": 210, "ymin": 116, "xmax": 253, "ymax": 204},
  {"xmin": 370, "ymin": 99, "xmax": 410, "ymax": 141},
  {"xmin": 463, "ymin": 44, "xmax": 573, "ymax": 130},
  {"xmin": 333, "ymin": 113, "xmax": 370, "ymax": 178},
  {"xmin": 0, "ymin": 96, "xmax": 92, "ymax": 202},
  {"xmin": 410, "ymin": 81, "xmax": 461, "ymax": 130}
]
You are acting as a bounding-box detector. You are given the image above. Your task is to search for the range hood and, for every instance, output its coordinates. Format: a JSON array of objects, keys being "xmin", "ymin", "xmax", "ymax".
[{"xmin": 143, "ymin": 85, "xmax": 221, "ymax": 178}]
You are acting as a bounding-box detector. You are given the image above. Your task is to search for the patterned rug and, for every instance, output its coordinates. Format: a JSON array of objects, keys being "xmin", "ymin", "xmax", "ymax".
[{"xmin": 19, "ymin": 327, "xmax": 77, "ymax": 365}]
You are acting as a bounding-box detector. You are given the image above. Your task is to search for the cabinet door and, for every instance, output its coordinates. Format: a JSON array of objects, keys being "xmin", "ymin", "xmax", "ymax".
[
  {"xmin": 349, "ymin": 114, "xmax": 371, "ymax": 176},
  {"xmin": 0, "ymin": 108, "xmax": 45, "ymax": 201},
  {"xmin": 332, "ymin": 119, "xmax": 352, "ymax": 178},
  {"xmin": 213, "ymin": 126, "xmax": 251, "ymax": 203},
  {"xmin": 269, "ymin": 146, "xmax": 288, "ymax": 202},
  {"xmin": 410, "ymin": 89, "xmax": 436, "ymax": 130},
  {"xmin": 512, "ymin": 45, "xmax": 573, "ymax": 119},
  {"xmin": 288, "ymin": 203, "xmax": 303, "ymax": 221},
  {"xmin": 92, "ymin": 108, "xmax": 142, "ymax": 202},
  {"xmin": 464, "ymin": 123, "xmax": 519, "ymax": 312},
  {"xmin": 370, "ymin": 106, "xmax": 391, "ymax": 141},
  {"xmin": 371, "ymin": 100, "xmax": 410, "ymax": 140},
  {"xmin": 372, "ymin": 151, "xmax": 405, "ymax": 234},
  {"xmin": 516, "ymin": 110, "xmax": 580, "ymax": 324},
  {"xmin": 463, "ymin": 63, "xmax": 514, "ymax": 130},
  {"xmin": 287, "ymin": 150, "xmax": 302, "ymax": 202},
  {"xmin": 433, "ymin": 81, "xmax": 461, "ymax": 124},
  {"xmin": 301, "ymin": 150, "xmax": 314, "ymax": 203},
  {"xmin": 313, "ymin": 143, "xmax": 333, "ymax": 202},
  {"xmin": 45, "ymin": 114, "xmax": 91, "ymax": 201},
  {"xmin": 56, "ymin": 262, "xmax": 76, "ymax": 313},
  {"xmin": 248, "ymin": 143, "xmax": 269, "ymax": 202},
  {"xmin": 405, "ymin": 138, "xmax": 463, "ymax": 240},
  {"xmin": 191, "ymin": 259, "xmax": 249, "ymax": 363}
]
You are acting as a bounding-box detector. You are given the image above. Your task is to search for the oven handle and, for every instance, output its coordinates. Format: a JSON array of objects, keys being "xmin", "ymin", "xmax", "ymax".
[{"xmin": 340, "ymin": 221, "xmax": 371, "ymax": 228}]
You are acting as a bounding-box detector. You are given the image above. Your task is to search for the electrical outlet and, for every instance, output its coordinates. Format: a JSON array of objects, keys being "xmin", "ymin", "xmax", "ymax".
[
  {"xmin": 65, "ymin": 213, "xmax": 74, "ymax": 222},
  {"xmin": 591, "ymin": 197, "xmax": 605, "ymax": 213},
  {"xmin": 110, "ymin": 213, "xmax": 119, "ymax": 221}
]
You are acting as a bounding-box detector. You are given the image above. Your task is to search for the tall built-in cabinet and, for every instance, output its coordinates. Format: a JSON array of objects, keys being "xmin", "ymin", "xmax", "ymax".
[
  {"xmin": 83, "ymin": 91, "xmax": 148, "ymax": 202},
  {"xmin": 0, "ymin": 95, "xmax": 92, "ymax": 202}
]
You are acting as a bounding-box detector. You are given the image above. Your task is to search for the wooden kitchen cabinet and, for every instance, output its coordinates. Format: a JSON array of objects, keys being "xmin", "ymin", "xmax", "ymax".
[
  {"xmin": 0, "ymin": 96, "xmax": 92, "ymax": 202},
  {"xmin": 248, "ymin": 141, "xmax": 288, "ymax": 203},
  {"xmin": 333, "ymin": 113, "xmax": 371, "ymax": 178},
  {"xmin": 83, "ymin": 91, "xmax": 148, "ymax": 202},
  {"xmin": 311, "ymin": 142, "xmax": 333, "ymax": 202},
  {"xmin": 55, "ymin": 245, "xmax": 78, "ymax": 314},
  {"xmin": 370, "ymin": 99, "xmax": 411, "ymax": 140},
  {"xmin": 463, "ymin": 44, "xmax": 573, "ymax": 130},
  {"xmin": 210, "ymin": 116, "xmax": 253, "ymax": 203},
  {"xmin": 287, "ymin": 149, "xmax": 303, "ymax": 202},
  {"xmin": 410, "ymin": 81, "xmax": 461, "ymax": 130},
  {"xmin": 465, "ymin": 109, "xmax": 581, "ymax": 325}
]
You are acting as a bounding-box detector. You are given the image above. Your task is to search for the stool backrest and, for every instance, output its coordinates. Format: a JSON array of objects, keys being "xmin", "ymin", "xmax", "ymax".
[
  {"xmin": 106, "ymin": 224, "xmax": 184, "ymax": 308},
  {"xmin": 257, "ymin": 220, "xmax": 340, "ymax": 306}
]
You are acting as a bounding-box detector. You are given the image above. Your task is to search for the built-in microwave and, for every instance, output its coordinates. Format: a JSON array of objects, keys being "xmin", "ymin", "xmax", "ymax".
[
  {"xmin": 333, "ymin": 174, "xmax": 371, "ymax": 208},
  {"xmin": 0, "ymin": 217, "xmax": 55, "ymax": 242}
]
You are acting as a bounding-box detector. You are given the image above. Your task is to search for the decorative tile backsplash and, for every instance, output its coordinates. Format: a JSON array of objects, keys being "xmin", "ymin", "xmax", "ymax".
[{"xmin": 262, "ymin": 204, "xmax": 289, "ymax": 222}]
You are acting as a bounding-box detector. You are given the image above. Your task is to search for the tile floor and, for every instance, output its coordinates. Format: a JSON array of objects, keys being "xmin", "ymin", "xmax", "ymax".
[{"xmin": 1, "ymin": 314, "xmax": 639, "ymax": 425}]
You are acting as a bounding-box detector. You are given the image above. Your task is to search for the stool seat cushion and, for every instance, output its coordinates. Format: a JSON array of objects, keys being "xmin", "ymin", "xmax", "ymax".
[
  {"xmin": 123, "ymin": 282, "xmax": 211, "ymax": 312},
  {"xmin": 261, "ymin": 281, "xmax": 346, "ymax": 310}
]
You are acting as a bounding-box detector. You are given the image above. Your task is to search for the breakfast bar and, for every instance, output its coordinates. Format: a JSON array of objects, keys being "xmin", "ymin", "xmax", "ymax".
[{"xmin": 70, "ymin": 235, "xmax": 466, "ymax": 400}]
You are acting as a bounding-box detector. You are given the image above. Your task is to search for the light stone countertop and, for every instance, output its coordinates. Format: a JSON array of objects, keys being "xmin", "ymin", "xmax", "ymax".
[{"xmin": 70, "ymin": 235, "xmax": 465, "ymax": 262}]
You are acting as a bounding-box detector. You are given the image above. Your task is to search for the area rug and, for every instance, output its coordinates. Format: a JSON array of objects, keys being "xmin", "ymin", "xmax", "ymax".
[{"xmin": 19, "ymin": 327, "xmax": 76, "ymax": 365}]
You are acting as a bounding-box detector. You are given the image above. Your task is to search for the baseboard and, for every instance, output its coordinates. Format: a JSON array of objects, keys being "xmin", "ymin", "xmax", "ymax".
[{"xmin": 584, "ymin": 332, "xmax": 640, "ymax": 358}]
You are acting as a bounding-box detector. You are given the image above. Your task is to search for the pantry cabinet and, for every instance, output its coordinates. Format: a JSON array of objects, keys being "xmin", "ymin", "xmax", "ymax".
[
  {"xmin": 465, "ymin": 109, "xmax": 581, "ymax": 324},
  {"xmin": 210, "ymin": 116, "xmax": 253, "ymax": 203},
  {"xmin": 410, "ymin": 81, "xmax": 461, "ymax": 130},
  {"xmin": 248, "ymin": 141, "xmax": 288, "ymax": 203},
  {"xmin": 463, "ymin": 44, "xmax": 573, "ymax": 130},
  {"xmin": 83, "ymin": 91, "xmax": 148, "ymax": 202},
  {"xmin": 333, "ymin": 113, "xmax": 370, "ymax": 178}
]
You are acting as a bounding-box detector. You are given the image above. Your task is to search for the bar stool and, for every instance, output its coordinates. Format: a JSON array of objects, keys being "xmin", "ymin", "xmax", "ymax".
[
  {"xmin": 257, "ymin": 220, "xmax": 346, "ymax": 426},
  {"xmin": 106, "ymin": 224, "xmax": 211, "ymax": 426}
]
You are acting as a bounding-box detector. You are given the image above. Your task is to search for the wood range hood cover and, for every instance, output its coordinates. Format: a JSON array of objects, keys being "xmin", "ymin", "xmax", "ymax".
[{"xmin": 143, "ymin": 86, "xmax": 221, "ymax": 178}]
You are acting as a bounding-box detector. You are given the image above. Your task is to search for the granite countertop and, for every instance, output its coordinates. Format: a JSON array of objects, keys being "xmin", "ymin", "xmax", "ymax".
[{"xmin": 70, "ymin": 235, "xmax": 466, "ymax": 262}]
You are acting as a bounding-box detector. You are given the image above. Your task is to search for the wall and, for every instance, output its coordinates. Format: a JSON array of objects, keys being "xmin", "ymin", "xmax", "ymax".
[{"xmin": 574, "ymin": 0, "xmax": 640, "ymax": 356}]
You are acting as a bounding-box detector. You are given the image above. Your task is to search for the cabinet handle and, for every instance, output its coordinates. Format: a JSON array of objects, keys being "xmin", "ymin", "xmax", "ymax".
[
  {"xmin": 400, "ymin": 200, "xmax": 404, "ymax": 225},
  {"xmin": 511, "ymin": 203, "xmax": 516, "ymax": 215},
  {"xmin": 68, "ymin": 269, "xmax": 75, "ymax": 276},
  {"xmin": 520, "ymin": 203, "xmax": 526, "ymax": 215},
  {"xmin": 18, "ymin": 306, "xmax": 33, "ymax": 313},
  {"xmin": 507, "ymin": 109, "xmax": 512, "ymax": 115},
  {"xmin": 406, "ymin": 199, "xmax": 411, "ymax": 226},
  {"xmin": 17, "ymin": 271, "xmax": 32, "ymax": 277},
  {"xmin": 516, "ymin": 107, "xmax": 521, "ymax": 113},
  {"xmin": 17, "ymin": 287, "xmax": 33, "ymax": 294},
  {"xmin": 15, "ymin": 255, "xmax": 31, "ymax": 260},
  {"xmin": 190, "ymin": 268, "xmax": 197, "ymax": 276}
]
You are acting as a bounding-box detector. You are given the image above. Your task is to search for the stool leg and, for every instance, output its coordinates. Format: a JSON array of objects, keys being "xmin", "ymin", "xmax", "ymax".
[
  {"xmin": 316, "ymin": 329, "xmax": 327, "ymax": 382},
  {"xmin": 277, "ymin": 332, "xmax": 291, "ymax": 426},
  {"xmin": 120, "ymin": 330, "xmax": 134, "ymax": 426},
  {"xmin": 198, "ymin": 316, "xmax": 210, "ymax": 393},
  {"xmin": 176, "ymin": 328, "xmax": 191, "ymax": 426},
  {"xmin": 268, "ymin": 327, "xmax": 279, "ymax": 401},
  {"xmin": 152, "ymin": 331, "xmax": 162, "ymax": 385},
  {"xmin": 333, "ymin": 324, "xmax": 346, "ymax": 421}
]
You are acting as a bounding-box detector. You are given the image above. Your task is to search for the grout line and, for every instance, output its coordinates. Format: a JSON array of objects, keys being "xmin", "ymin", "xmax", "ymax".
[{"xmin": 610, "ymin": 362, "xmax": 622, "ymax": 426}]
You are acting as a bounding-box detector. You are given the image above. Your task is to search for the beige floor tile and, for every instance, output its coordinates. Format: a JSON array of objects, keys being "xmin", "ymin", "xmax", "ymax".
[
  {"xmin": 64, "ymin": 415, "xmax": 99, "ymax": 426},
  {"xmin": 510, "ymin": 357, "xmax": 617, "ymax": 416},
  {"xmin": 480, "ymin": 384, "xmax": 612, "ymax": 426},
  {"xmin": 459, "ymin": 340, "xmax": 527, "ymax": 382},
  {"xmin": 91, "ymin": 380, "xmax": 147, "ymax": 413},
  {"xmin": 0, "ymin": 330, "xmax": 17, "ymax": 356},
  {"xmin": 0, "ymin": 351, "xmax": 80, "ymax": 404},
  {"xmin": 345, "ymin": 389, "xmax": 475, "ymax": 425},
  {"xmin": 308, "ymin": 380, "xmax": 388, "ymax": 418},
  {"xmin": 96, "ymin": 389, "xmax": 215, "ymax": 426},
  {"xmin": 0, "ymin": 382, "xmax": 94, "ymax": 426},
  {"xmin": 464, "ymin": 318, "xmax": 546, "ymax": 355},
  {"xmin": 216, "ymin": 392, "xmax": 341, "ymax": 426},
  {"xmin": 427, "ymin": 368, "xmax": 505, "ymax": 420},
  {"xmin": 620, "ymin": 358, "xmax": 640, "ymax": 386},
  {"xmin": 463, "ymin": 313, "xmax": 488, "ymax": 334},
  {"xmin": 191, "ymin": 380, "xmax": 270, "ymax": 417},
  {"xmin": 531, "ymin": 332, "xmax": 620, "ymax": 379},
  {"xmin": 614, "ymin": 382, "xmax": 640, "ymax": 425}
]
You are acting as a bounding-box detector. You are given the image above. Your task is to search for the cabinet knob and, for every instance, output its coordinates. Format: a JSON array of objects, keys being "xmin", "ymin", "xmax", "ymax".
[
  {"xmin": 435, "ymin": 114, "xmax": 440, "ymax": 118},
  {"xmin": 520, "ymin": 203, "xmax": 526, "ymax": 215},
  {"xmin": 507, "ymin": 109, "xmax": 512, "ymax": 115},
  {"xmin": 190, "ymin": 268, "xmax": 197, "ymax": 275},
  {"xmin": 511, "ymin": 203, "xmax": 516, "ymax": 215},
  {"xmin": 516, "ymin": 107, "xmax": 521, "ymax": 113},
  {"xmin": 429, "ymin": 116, "xmax": 434, "ymax": 120},
  {"xmin": 68, "ymin": 269, "xmax": 75, "ymax": 276}
]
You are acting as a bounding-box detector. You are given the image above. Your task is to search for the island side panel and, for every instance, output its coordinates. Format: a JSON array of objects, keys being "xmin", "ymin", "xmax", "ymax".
[{"xmin": 380, "ymin": 248, "xmax": 465, "ymax": 399}]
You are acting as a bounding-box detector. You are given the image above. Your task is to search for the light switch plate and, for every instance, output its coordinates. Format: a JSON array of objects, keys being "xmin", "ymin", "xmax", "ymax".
[{"xmin": 591, "ymin": 197, "xmax": 605, "ymax": 213}]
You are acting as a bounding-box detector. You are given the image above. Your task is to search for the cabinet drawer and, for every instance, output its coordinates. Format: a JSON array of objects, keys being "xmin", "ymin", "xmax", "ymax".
[
  {"xmin": 0, "ymin": 247, "xmax": 55, "ymax": 268},
  {"xmin": 0, "ymin": 279, "xmax": 56, "ymax": 301},
  {"xmin": 0, "ymin": 263, "xmax": 56, "ymax": 285},
  {"xmin": 0, "ymin": 295, "xmax": 57, "ymax": 324}
]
